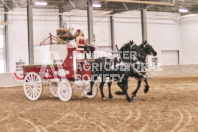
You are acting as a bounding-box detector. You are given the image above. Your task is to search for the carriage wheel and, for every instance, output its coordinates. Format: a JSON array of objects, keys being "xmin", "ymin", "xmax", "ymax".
[
  {"xmin": 49, "ymin": 82, "xmax": 58, "ymax": 97},
  {"xmin": 23, "ymin": 72, "xmax": 43, "ymax": 100},
  {"xmin": 57, "ymin": 81, "xmax": 72, "ymax": 101},
  {"xmin": 83, "ymin": 82, "xmax": 98, "ymax": 99}
]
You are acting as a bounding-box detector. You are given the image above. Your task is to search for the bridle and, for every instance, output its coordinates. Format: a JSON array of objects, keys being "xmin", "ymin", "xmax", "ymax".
[
  {"xmin": 130, "ymin": 42, "xmax": 136, "ymax": 50},
  {"xmin": 143, "ymin": 43, "xmax": 149, "ymax": 49}
]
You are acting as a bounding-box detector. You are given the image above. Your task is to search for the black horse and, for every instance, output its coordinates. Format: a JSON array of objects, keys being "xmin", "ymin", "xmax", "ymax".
[
  {"xmin": 87, "ymin": 41, "xmax": 144, "ymax": 102},
  {"xmin": 115, "ymin": 40, "xmax": 157, "ymax": 100}
]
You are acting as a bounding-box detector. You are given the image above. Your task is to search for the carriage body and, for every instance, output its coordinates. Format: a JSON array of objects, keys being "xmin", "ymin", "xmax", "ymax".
[
  {"xmin": 23, "ymin": 45, "xmax": 97, "ymax": 101},
  {"xmin": 23, "ymin": 47, "xmax": 92, "ymax": 80}
]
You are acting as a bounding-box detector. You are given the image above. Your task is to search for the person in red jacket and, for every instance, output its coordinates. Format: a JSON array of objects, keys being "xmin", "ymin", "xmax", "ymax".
[{"xmin": 75, "ymin": 29, "xmax": 94, "ymax": 58}]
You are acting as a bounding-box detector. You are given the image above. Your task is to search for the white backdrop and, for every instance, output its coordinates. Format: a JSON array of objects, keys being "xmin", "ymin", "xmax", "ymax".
[{"xmin": 180, "ymin": 15, "xmax": 198, "ymax": 65}]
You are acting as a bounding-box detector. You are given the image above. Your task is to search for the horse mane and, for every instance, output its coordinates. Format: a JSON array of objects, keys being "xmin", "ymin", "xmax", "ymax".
[{"xmin": 120, "ymin": 42, "xmax": 131, "ymax": 51}]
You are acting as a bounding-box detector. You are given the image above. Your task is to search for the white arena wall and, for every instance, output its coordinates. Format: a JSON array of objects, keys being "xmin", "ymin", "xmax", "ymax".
[
  {"xmin": 0, "ymin": 8, "xmax": 5, "ymax": 72},
  {"xmin": 180, "ymin": 15, "xmax": 198, "ymax": 65},
  {"xmin": 7, "ymin": 8, "xmax": 59, "ymax": 72},
  {"xmin": 0, "ymin": 73, "xmax": 22, "ymax": 87},
  {"xmin": 114, "ymin": 11, "xmax": 181, "ymax": 65}
]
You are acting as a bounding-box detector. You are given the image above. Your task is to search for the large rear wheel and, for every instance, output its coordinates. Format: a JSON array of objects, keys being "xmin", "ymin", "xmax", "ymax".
[{"xmin": 23, "ymin": 72, "xmax": 43, "ymax": 100}]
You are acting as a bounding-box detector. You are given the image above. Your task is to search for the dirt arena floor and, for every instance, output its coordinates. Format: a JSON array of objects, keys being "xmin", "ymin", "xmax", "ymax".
[{"xmin": 0, "ymin": 77, "xmax": 198, "ymax": 132}]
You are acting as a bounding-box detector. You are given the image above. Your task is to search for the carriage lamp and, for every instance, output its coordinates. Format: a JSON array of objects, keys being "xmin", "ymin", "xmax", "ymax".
[
  {"xmin": 179, "ymin": 8, "xmax": 188, "ymax": 13},
  {"xmin": 34, "ymin": 1, "xmax": 48, "ymax": 6}
]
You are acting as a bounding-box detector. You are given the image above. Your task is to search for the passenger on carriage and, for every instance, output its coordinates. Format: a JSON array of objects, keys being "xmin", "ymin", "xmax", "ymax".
[{"xmin": 75, "ymin": 29, "xmax": 94, "ymax": 58}]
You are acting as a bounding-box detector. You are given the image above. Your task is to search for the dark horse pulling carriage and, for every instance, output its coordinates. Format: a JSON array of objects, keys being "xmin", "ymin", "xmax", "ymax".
[
  {"xmin": 88, "ymin": 40, "xmax": 157, "ymax": 102},
  {"xmin": 23, "ymin": 40, "xmax": 157, "ymax": 102}
]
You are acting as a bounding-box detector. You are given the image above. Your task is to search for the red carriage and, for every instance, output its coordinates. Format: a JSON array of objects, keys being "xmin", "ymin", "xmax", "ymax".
[{"xmin": 23, "ymin": 45, "xmax": 98, "ymax": 101}]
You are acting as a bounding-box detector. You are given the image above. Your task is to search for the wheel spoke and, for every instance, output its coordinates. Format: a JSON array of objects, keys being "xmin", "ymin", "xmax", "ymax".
[
  {"xmin": 64, "ymin": 93, "xmax": 67, "ymax": 99},
  {"xmin": 33, "ymin": 89, "xmax": 35, "ymax": 99},
  {"xmin": 29, "ymin": 74, "xmax": 32, "ymax": 82},
  {"xmin": 26, "ymin": 87, "xmax": 31, "ymax": 92},
  {"xmin": 62, "ymin": 93, "xmax": 65, "ymax": 99},
  {"xmin": 64, "ymin": 92, "xmax": 67, "ymax": 99},
  {"xmin": 31, "ymin": 74, "xmax": 34, "ymax": 81},
  {"xmin": 35, "ymin": 87, "xmax": 41, "ymax": 92},
  {"xmin": 31, "ymin": 74, "xmax": 35, "ymax": 81},
  {"xmin": 59, "ymin": 86, "xmax": 64, "ymax": 91},
  {"xmin": 25, "ymin": 85, "xmax": 31, "ymax": 88},
  {"xmin": 27, "ymin": 88, "xmax": 32, "ymax": 95},
  {"xmin": 35, "ymin": 83, "xmax": 41, "ymax": 88},
  {"xmin": 34, "ymin": 89, "xmax": 38, "ymax": 98},
  {"xmin": 35, "ymin": 88, "xmax": 40, "ymax": 96},
  {"xmin": 26, "ymin": 76, "xmax": 31, "ymax": 82},
  {"xmin": 30, "ymin": 90, "xmax": 33, "ymax": 98},
  {"xmin": 61, "ymin": 92, "xmax": 65, "ymax": 98},
  {"xmin": 25, "ymin": 82, "xmax": 31, "ymax": 86},
  {"xmin": 33, "ymin": 74, "xmax": 36, "ymax": 80}
]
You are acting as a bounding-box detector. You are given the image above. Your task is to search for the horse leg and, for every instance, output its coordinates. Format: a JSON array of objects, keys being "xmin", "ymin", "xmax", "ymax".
[
  {"xmin": 131, "ymin": 79, "xmax": 142, "ymax": 100},
  {"xmin": 87, "ymin": 75, "xmax": 98, "ymax": 96},
  {"xmin": 144, "ymin": 79, "xmax": 149, "ymax": 93},
  {"xmin": 108, "ymin": 82, "xmax": 113, "ymax": 99},
  {"xmin": 99, "ymin": 82, "xmax": 107, "ymax": 101},
  {"xmin": 122, "ymin": 78, "xmax": 132, "ymax": 102},
  {"xmin": 115, "ymin": 82, "xmax": 125, "ymax": 95}
]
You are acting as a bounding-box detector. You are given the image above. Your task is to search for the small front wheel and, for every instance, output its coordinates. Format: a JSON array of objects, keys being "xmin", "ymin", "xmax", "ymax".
[{"xmin": 57, "ymin": 81, "xmax": 72, "ymax": 101}]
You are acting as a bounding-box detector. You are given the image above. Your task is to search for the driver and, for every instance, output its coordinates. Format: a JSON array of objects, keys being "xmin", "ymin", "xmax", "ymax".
[{"xmin": 75, "ymin": 29, "xmax": 94, "ymax": 58}]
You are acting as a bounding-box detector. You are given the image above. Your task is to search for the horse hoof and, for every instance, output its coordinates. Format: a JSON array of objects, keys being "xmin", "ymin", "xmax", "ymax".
[
  {"xmin": 144, "ymin": 88, "xmax": 149, "ymax": 93},
  {"xmin": 109, "ymin": 96, "xmax": 113, "ymax": 99},
  {"xmin": 115, "ymin": 91, "xmax": 125, "ymax": 95},
  {"xmin": 128, "ymin": 99, "xmax": 132, "ymax": 103},
  {"xmin": 87, "ymin": 92, "xmax": 93, "ymax": 96},
  {"xmin": 132, "ymin": 95, "xmax": 136, "ymax": 100},
  {"xmin": 102, "ymin": 98, "xmax": 107, "ymax": 101}
]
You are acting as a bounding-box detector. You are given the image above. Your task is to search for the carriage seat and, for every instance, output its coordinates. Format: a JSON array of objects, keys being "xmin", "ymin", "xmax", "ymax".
[
  {"xmin": 76, "ymin": 47, "xmax": 95, "ymax": 60},
  {"xmin": 76, "ymin": 47, "xmax": 95, "ymax": 53}
]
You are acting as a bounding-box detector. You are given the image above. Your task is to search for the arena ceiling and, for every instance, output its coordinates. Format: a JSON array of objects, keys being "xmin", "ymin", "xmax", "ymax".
[{"xmin": 0, "ymin": 0, "xmax": 198, "ymax": 14}]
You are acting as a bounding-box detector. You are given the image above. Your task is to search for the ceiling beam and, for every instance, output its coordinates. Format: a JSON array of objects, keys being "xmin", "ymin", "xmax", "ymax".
[
  {"xmin": 100, "ymin": 0, "xmax": 175, "ymax": 6},
  {"xmin": 62, "ymin": 0, "xmax": 87, "ymax": 12},
  {"xmin": 112, "ymin": 3, "xmax": 141, "ymax": 13},
  {"xmin": 1, "ymin": 0, "xmax": 11, "ymax": 11}
]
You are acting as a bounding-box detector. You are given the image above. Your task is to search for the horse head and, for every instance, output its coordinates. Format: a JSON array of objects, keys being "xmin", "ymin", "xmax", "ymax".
[{"xmin": 119, "ymin": 40, "xmax": 139, "ymax": 63}]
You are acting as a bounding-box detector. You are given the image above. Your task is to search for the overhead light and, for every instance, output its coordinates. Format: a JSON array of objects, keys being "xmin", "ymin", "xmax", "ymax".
[
  {"xmin": 179, "ymin": 8, "xmax": 188, "ymax": 13},
  {"xmin": 34, "ymin": 1, "xmax": 48, "ymax": 6},
  {"xmin": 92, "ymin": 3, "xmax": 101, "ymax": 7}
]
